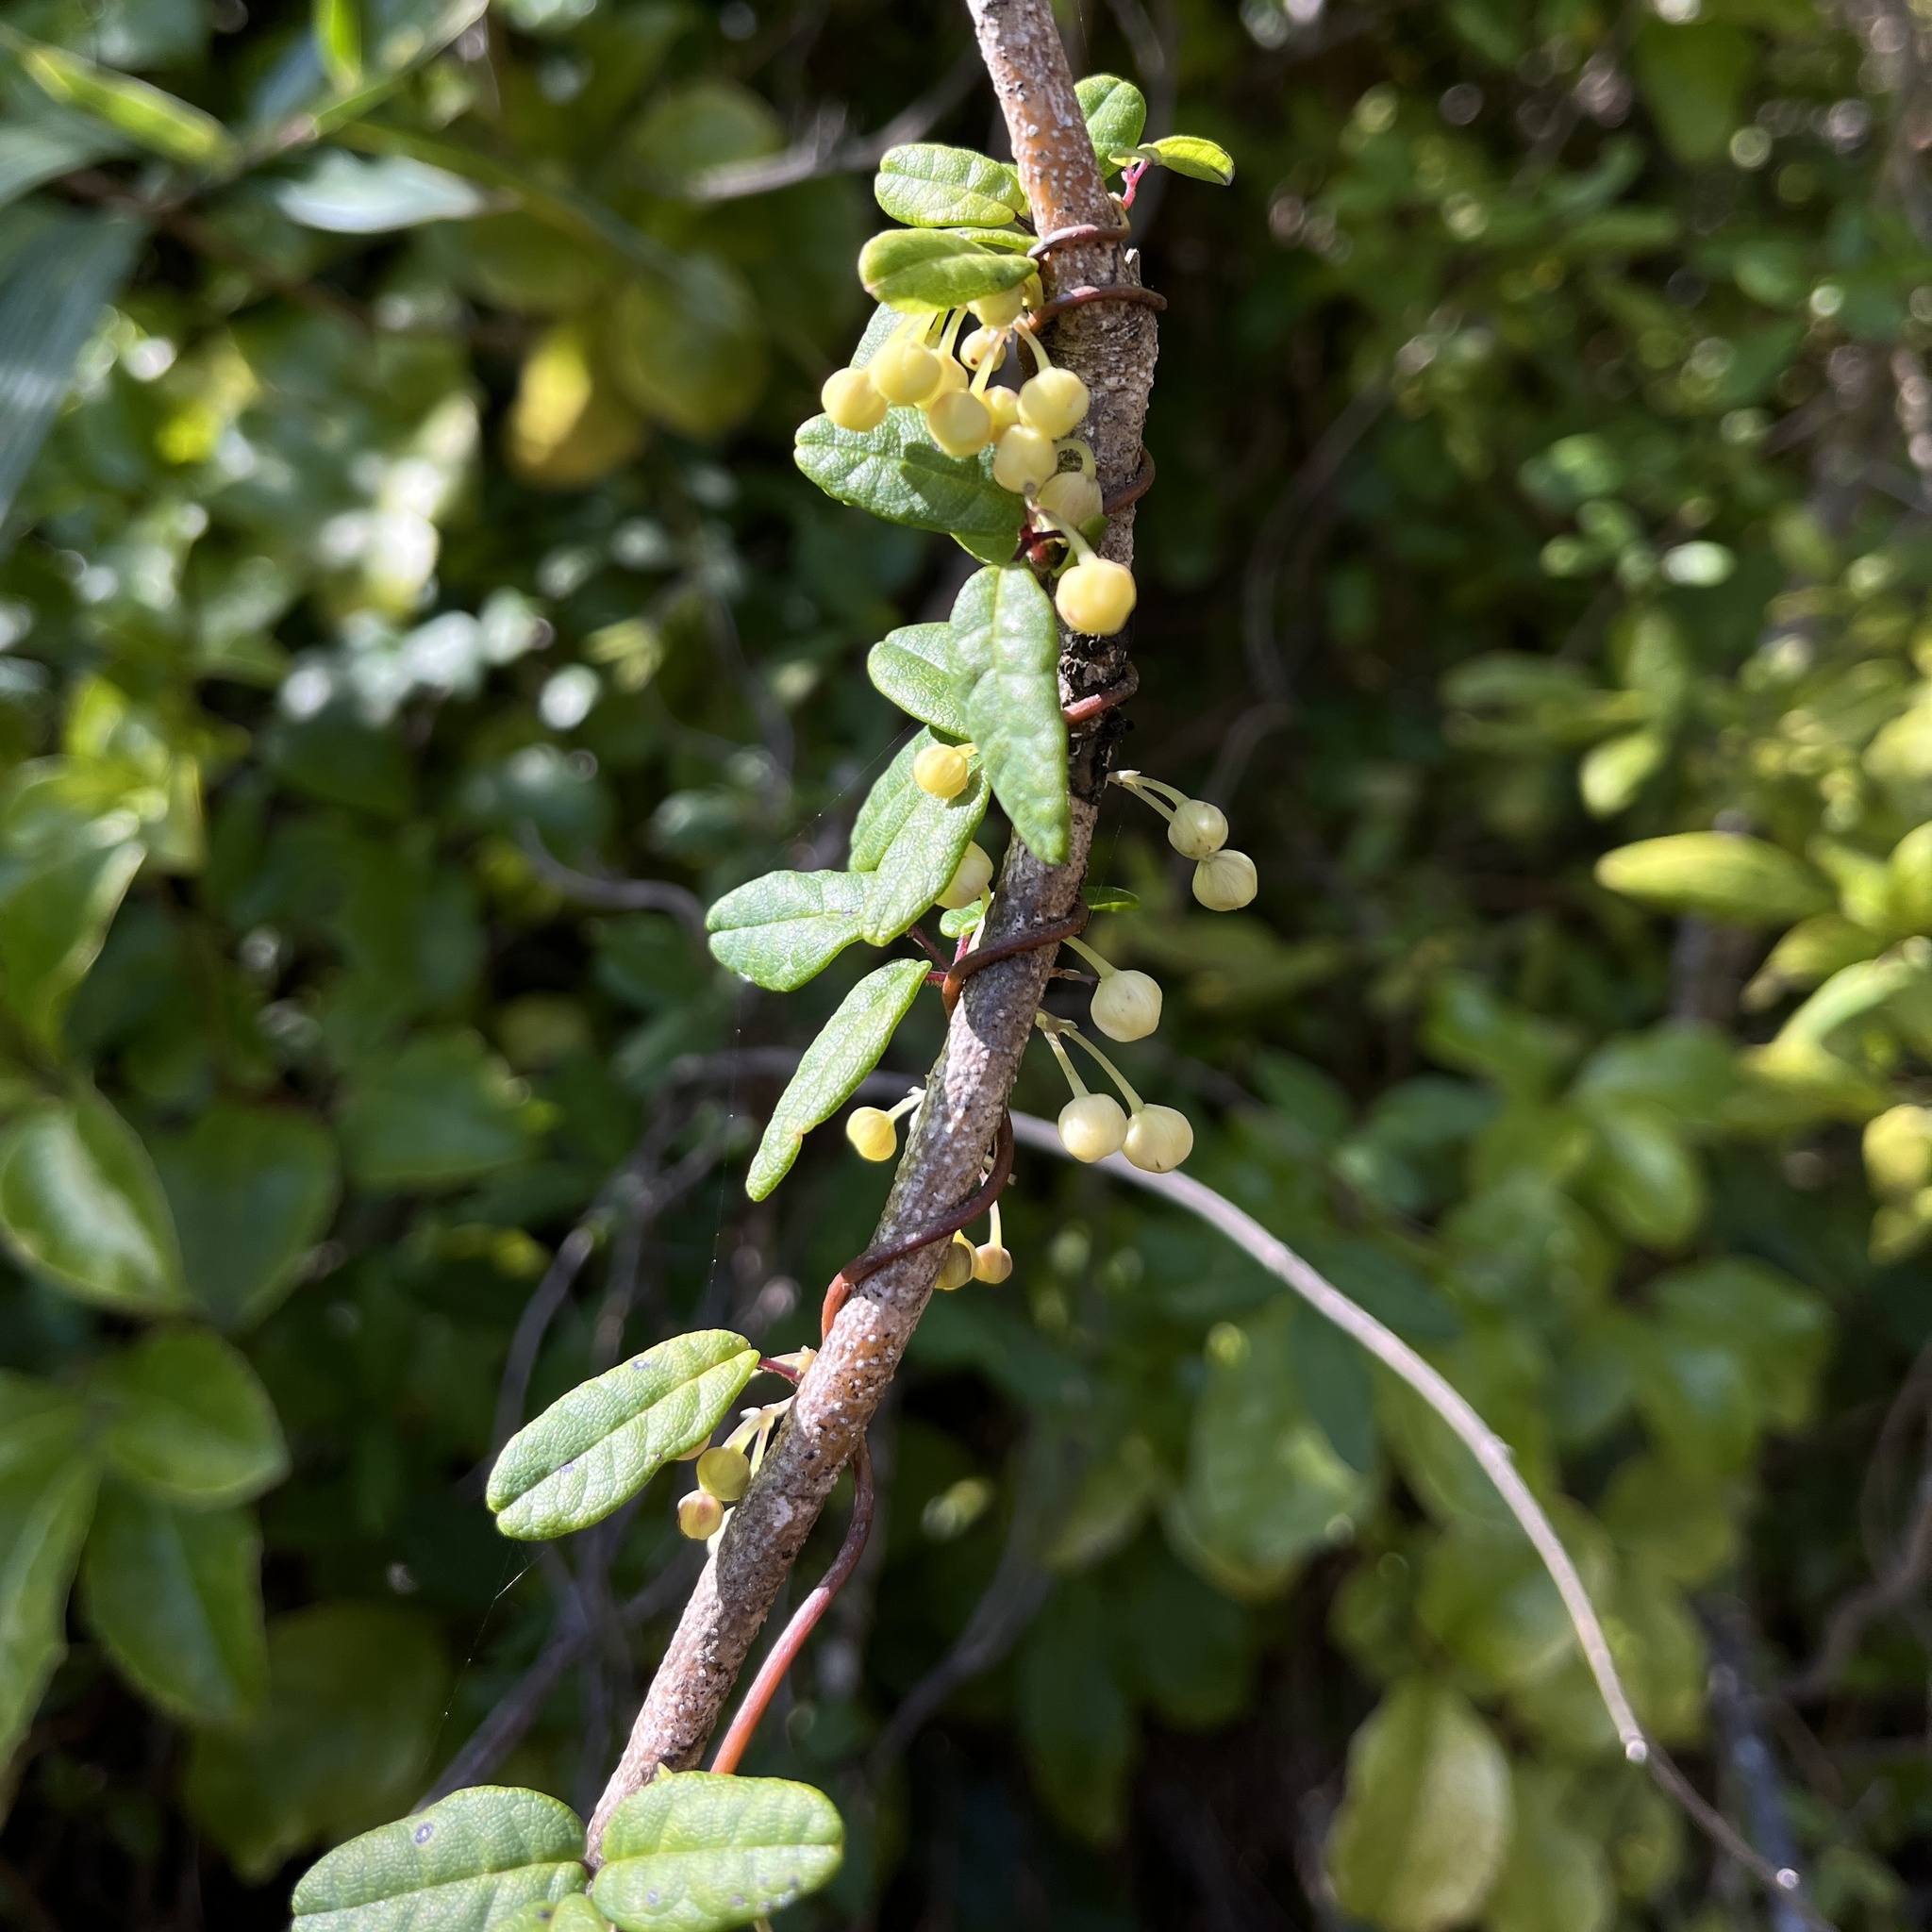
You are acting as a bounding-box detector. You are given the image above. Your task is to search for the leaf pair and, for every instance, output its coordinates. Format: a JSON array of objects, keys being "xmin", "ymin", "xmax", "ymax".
[{"xmin": 291, "ymin": 1773, "xmax": 843, "ymax": 1932}]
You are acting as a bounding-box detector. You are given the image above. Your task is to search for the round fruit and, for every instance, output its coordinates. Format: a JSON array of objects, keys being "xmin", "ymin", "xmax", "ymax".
[
  {"xmin": 1036, "ymin": 469, "xmax": 1104, "ymax": 526},
  {"xmin": 936, "ymin": 1232, "xmax": 976, "ymax": 1291},
  {"xmin": 1168, "ymin": 798, "xmax": 1229, "ymax": 860},
  {"xmin": 677, "ymin": 1490, "xmax": 724, "ymax": 1540},
  {"xmin": 1091, "ymin": 969, "xmax": 1162, "ymax": 1041},
  {"xmin": 1124, "ymin": 1105, "xmax": 1193, "ymax": 1174},
  {"xmin": 696, "ymin": 1445, "xmax": 751, "ymax": 1502},
  {"xmin": 985, "ymin": 388, "xmax": 1023, "ymax": 434},
  {"xmin": 992, "ymin": 424, "xmax": 1058, "ymax": 493},
  {"xmin": 846, "ymin": 1107, "xmax": 898, "ymax": 1161},
  {"xmin": 870, "ymin": 335, "xmax": 941, "ymax": 406},
  {"xmin": 821, "ymin": 366, "xmax": 887, "ymax": 431},
  {"xmin": 1019, "ymin": 367, "xmax": 1090, "ymax": 439},
  {"xmin": 926, "ymin": 390, "xmax": 993, "ymax": 458},
  {"xmin": 1192, "ymin": 849, "xmax": 1258, "ymax": 910},
  {"xmin": 1058, "ymin": 1092, "xmax": 1128, "ymax": 1163},
  {"xmin": 974, "ymin": 1242, "xmax": 1014, "ymax": 1284},
  {"xmin": 913, "ymin": 741, "xmax": 973, "ymax": 798},
  {"xmin": 1056, "ymin": 558, "xmax": 1137, "ymax": 635},
  {"xmin": 937, "ymin": 841, "xmax": 993, "ymax": 908},
  {"xmin": 971, "ymin": 284, "xmax": 1029, "ymax": 327}
]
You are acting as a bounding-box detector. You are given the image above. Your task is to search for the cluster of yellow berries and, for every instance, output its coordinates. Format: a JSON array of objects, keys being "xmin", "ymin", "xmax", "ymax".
[
  {"xmin": 1112, "ymin": 771, "xmax": 1257, "ymax": 910},
  {"xmin": 675, "ymin": 1392, "xmax": 798, "ymax": 1541},
  {"xmin": 1039, "ymin": 1013, "xmax": 1193, "ymax": 1172},
  {"xmin": 820, "ymin": 295, "xmax": 1138, "ymax": 639},
  {"xmin": 847, "ymin": 1088, "xmax": 1016, "ymax": 1286}
]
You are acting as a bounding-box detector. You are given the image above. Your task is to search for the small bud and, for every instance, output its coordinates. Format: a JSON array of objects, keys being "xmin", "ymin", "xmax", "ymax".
[
  {"xmin": 985, "ymin": 388, "xmax": 1023, "ymax": 434},
  {"xmin": 925, "ymin": 390, "xmax": 993, "ymax": 458},
  {"xmin": 1167, "ymin": 798, "xmax": 1228, "ymax": 861},
  {"xmin": 847, "ymin": 1107, "xmax": 899, "ymax": 1162},
  {"xmin": 1019, "ymin": 368, "xmax": 1091, "ymax": 439},
  {"xmin": 870, "ymin": 335, "xmax": 941, "ymax": 406},
  {"xmin": 1192, "ymin": 849, "xmax": 1257, "ymax": 910},
  {"xmin": 992, "ymin": 424, "xmax": 1058, "ymax": 494},
  {"xmin": 1056, "ymin": 558, "xmax": 1137, "ymax": 636},
  {"xmin": 1091, "ymin": 968, "xmax": 1161, "ymax": 1041},
  {"xmin": 1037, "ymin": 469, "xmax": 1104, "ymax": 527},
  {"xmin": 1866, "ymin": 1106, "xmax": 1932, "ymax": 1199},
  {"xmin": 936, "ymin": 1232, "xmax": 976, "ymax": 1291},
  {"xmin": 959, "ymin": 326, "xmax": 1003, "ymax": 370},
  {"xmin": 821, "ymin": 366, "xmax": 888, "ymax": 432},
  {"xmin": 677, "ymin": 1490, "xmax": 724, "ymax": 1541},
  {"xmin": 697, "ymin": 1445, "xmax": 751, "ymax": 1502},
  {"xmin": 1124, "ymin": 1104, "xmax": 1193, "ymax": 1174},
  {"xmin": 913, "ymin": 740, "xmax": 973, "ymax": 797},
  {"xmin": 1059, "ymin": 1091, "xmax": 1128, "ymax": 1163},
  {"xmin": 974, "ymin": 1242, "xmax": 1014, "ymax": 1284},
  {"xmin": 938, "ymin": 841, "xmax": 994, "ymax": 908},
  {"xmin": 970, "ymin": 284, "xmax": 1029, "ymax": 327}
]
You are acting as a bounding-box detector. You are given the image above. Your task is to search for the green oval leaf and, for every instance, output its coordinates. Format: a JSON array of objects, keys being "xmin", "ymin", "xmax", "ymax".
[
  {"xmin": 747, "ymin": 958, "xmax": 928, "ymax": 1200},
  {"xmin": 1075, "ymin": 74, "xmax": 1146, "ymax": 168},
  {"xmin": 608, "ymin": 258, "xmax": 766, "ymax": 440},
  {"xmin": 706, "ymin": 870, "xmax": 869, "ymax": 991},
  {"xmin": 0, "ymin": 1092, "xmax": 187, "ymax": 1314},
  {"xmin": 949, "ymin": 565, "xmax": 1069, "ymax": 865},
  {"xmin": 867, "ymin": 622, "xmax": 967, "ymax": 736},
  {"xmin": 92, "ymin": 1329, "xmax": 290, "ymax": 1507},
  {"xmin": 80, "ymin": 1482, "xmax": 267, "ymax": 1726},
  {"xmin": 1131, "ymin": 134, "xmax": 1235, "ymax": 185},
  {"xmin": 275, "ymin": 151, "xmax": 493, "ymax": 233},
  {"xmin": 487, "ymin": 1330, "xmax": 758, "ymax": 1540},
  {"xmin": 12, "ymin": 36, "xmax": 236, "ymax": 169},
  {"xmin": 592, "ymin": 1771, "xmax": 843, "ymax": 1932},
  {"xmin": 857, "ymin": 228, "xmax": 1036, "ymax": 314},
  {"xmin": 874, "ymin": 143, "xmax": 1026, "ymax": 227},
  {"xmin": 291, "ymin": 1786, "xmax": 588, "ymax": 1932},
  {"xmin": 795, "ymin": 408, "xmax": 1024, "ymax": 565},
  {"xmin": 1595, "ymin": 832, "xmax": 1831, "ymax": 926},
  {"xmin": 1082, "ymin": 884, "xmax": 1140, "ymax": 913}
]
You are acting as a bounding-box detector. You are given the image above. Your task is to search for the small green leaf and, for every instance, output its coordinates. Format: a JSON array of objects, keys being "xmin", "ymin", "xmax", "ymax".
[
  {"xmin": 488, "ymin": 1331, "xmax": 759, "ymax": 1540},
  {"xmin": 608, "ymin": 256, "xmax": 767, "ymax": 441},
  {"xmin": 12, "ymin": 36, "xmax": 237, "ymax": 169},
  {"xmin": 155, "ymin": 1105, "xmax": 340, "ymax": 1332},
  {"xmin": 868, "ymin": 622, "xmax": 968, "ymax": 736},
  {"xmin": 858, "ymin": 228, "xmax": 1037, "ymax": 314},
  {"xmin": 938, "ymin": 898, "xmax": 986, "ymax": 939},
  {"xmin": 314, "ymin": 0, "xmax": 361, "ymax": 90},
  {"xmin": 0, "ymin": 1093, "xmax": 187, "ymax": 1314},
  {"xmin": 93, "ymin": 1329, "xmax": 289, "ymax": 1507},
  {"xmin": 1126, "ymin": 134, "xmax": 1235, "ymax": 184},
  {"xmin": 1595, "ymin": 832, "xmax": 1831, "ymax": 926},
  {"xmin": 591, "ymin": 1771, "xmax": 844, "ymax": 1932},
  {"xmin": 274, "ymin": 151, "xmax": 493, "ymax": 233},
  {"xmin": 949, "ymin": 566, "xmax": 1069, "ymax": 865},
  {"xmin": 0, "ymin": 824, "xmax": 142, "ymax": 1050},
  {"xmin": 80, "ymin": 1482, "xmax": 267, "ymax": 1726},
  {"xmin": 795, "ymin": 408, "xmax": 1024, "ymax": 565},
  {"xmin": 850, "ymin": 732, "xmax": 989, "ymax": 943},
  {"xmin": 0, "ymin": 1374, "xmax": 98, "ymax": 1766},
  {"xmin": 874, "ymin": 143, "xmax": 1026, "ymax": 227},
  {"xmin": 337, "ymin": 1032, "xmax": 538, "ymax": 1191},
  {"xmin": 1075, "ymin": 74, "xmax": 1146, "ymax": 168},
  {"xmin": 746, "ymin": 959, "xmax": 929, "ymax": 1199},
  {"xmin": 707, "ymin": 870, "xmax": 870, "ymax": 991},
  {"xmin": 291, "ymin": 1786, "xmax": 588, "ymax": 1932},
  {"xmin": 1082, "ymin": 884, "xmax": 1140, "ymax": 913}
]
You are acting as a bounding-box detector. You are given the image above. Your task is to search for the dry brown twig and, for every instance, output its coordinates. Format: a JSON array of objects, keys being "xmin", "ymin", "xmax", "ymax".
[{"xmin": 583, "ymin": 0, "xmax": 1158, "ymax": 1857}]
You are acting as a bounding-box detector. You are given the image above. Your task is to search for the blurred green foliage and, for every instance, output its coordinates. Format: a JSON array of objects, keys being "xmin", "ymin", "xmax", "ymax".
[{"xmin": 2, "ymin": 0, "xmax": 1931, "ymax": 1925}]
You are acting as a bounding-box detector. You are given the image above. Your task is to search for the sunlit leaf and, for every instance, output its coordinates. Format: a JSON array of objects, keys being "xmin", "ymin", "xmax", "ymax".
[
  {"xmin": 707, "ymin": 869, "xmax": 870, "ymax": 991},
  {"xmin": 858, "ymin": 228, "xmax": 1035, "ymax": 313},
  {"xmin": 867, "ymin": 622, "xmax": 967, "ymax": 736},
  {"xmin": 11, "ymin": 36, "xmax": 236, "ymax": 168},
  {"xmin": 874, "ymin": 142, "xmax": 1026, "ymax": 228},
  {"xmin": 275, "ymin": 151, "xmax": 493, "ymax": 233}
]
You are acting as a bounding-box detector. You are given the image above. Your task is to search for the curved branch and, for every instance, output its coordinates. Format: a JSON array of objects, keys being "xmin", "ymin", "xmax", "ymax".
[{"xmin": 517, "ymin": 822, "xmax": 707, "ymax": 938}]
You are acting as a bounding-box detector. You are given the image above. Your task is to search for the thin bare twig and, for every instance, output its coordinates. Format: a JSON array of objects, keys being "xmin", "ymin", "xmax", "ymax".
[
  {"xmin": 517, "ymin": 823, "xmax": 708, "ymax": 937},
  {"xmin": 1005, "ymin": 1112, "xmax": 1840, "ymax": 1932}
]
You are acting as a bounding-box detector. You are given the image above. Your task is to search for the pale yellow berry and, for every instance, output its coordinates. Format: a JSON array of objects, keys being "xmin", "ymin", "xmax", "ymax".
[
  {"xmin": 937, "ymin": 841, "xmax": 993, "ymax": 908},
  {"xmin": 697, "ymin": 1445, "xmax": 751, "ymax": 1502},
  {"xmin": 992, "ymin": 424, "xmax": 1058, "ymax": 493},
  {"xmin": 985, "ymin": 388, "xmax": 1023, "ymax": 434},
  {"xmin": 1168, "ymin": 799, "xmax": 1228, "ymax": 861},
  {"xmin": 1091, "ymin": 969, "xmax": 1161, "ymax": 1041},
  {"xmin": 1056, "ymin": 558, "xmax": 1137, "ymax": 636},
  {"xmin": 913, "ymin": 741, "xmax": 973, "ymax": 798},
  {"xmin": 936, "ymin": 1232, "xmax": 976, "ymax": 1291},
  {"xmin": 974, "ymin": 1242, "xmax": 1013, "ymax": 1284},
  {"xmin": 821, "ymin": 366, "xmax": 888, "ymax": 432},
  {"xmin": 677, "ymin": 1490, "xmax": 724, "ymax": 1540},
  {"xmin": 1019, "ymin": 368, "xmax": 1090, "ymax": 439},
  {"xmin": 847, "ymin": 1107, "xmax": 899, "ymax": 1161},
  {"xmin": 931, "ymin": 355, "xmax": 969, "ymax": 395},
  {"xmin": 971, "ymin": 284, "xmax": 1029, "ymax": 327},
  {"xmin": 1124, "ymin": 1105, "xmax": 1193, "ymax": 1174},
  {"xmin": 1036, "ymin": 469, "xmax": 1104, "ymax": 526},
  {"xmin": 1192, "ymin": 849, "xmax": 1257, "ymax": 911},
  {"xmin": 925, "ymin": 390, "xmax": 993, "ymax": 458},
  {"xmin": 960, "ymin": 326, "xmax": 1002, "ymax": 371},
  {"xmin": 1059, "ymin": 1092, "xmax": 1128, "ymax": 1163},
  {"xmin": 870, "ymin": 335, "xmax": 941, "ymax": 406}
]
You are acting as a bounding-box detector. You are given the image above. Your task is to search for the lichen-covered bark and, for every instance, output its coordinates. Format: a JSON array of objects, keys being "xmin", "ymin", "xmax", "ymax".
[{"xmin": 588, "ymin": 0, "xmax": 1159, "ymax": 1856}]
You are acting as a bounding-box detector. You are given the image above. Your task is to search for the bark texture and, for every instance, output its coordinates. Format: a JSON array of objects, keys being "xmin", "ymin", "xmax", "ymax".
[{"xmin": 588, "ymin": 0, "xmax": 1158, "ymax": 1855}]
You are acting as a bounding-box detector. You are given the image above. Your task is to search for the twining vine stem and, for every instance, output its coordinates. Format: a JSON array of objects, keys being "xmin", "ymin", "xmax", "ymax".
[{"xmin": 583, "ymin": 0, "xmax": 1157, "ymax": 1858}]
